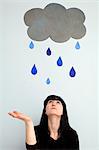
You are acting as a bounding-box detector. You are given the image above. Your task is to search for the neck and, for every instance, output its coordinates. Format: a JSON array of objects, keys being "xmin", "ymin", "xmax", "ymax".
[{"xmin": 48, "ymin": 116, "xmax": 61, "ymax": 140}]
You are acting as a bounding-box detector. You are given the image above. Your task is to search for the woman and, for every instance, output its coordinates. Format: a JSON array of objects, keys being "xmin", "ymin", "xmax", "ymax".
[{"xmin": 8, "ymin": 95, "xmax": 79, "ymax": 150}]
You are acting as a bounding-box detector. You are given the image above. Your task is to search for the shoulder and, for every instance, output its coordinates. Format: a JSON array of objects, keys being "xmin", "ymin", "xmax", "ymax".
[
  {"xmin": 34, "ymin": 125, "xmax": 45, "ymax": 135},
  {"xmin": 63, "ymin": 126, "xmax": 79, "ymax": 139},
  {"xmin": 34, "ymin": 125, "xmax": 40, "ymax": 129},
  {"xmin": 62, "ymin": 127, "xmax": 79, "ymax": 149},
  {"xmin": 34, "ymin": 125, "xmax": 41, "ymax": 132},
  {"xmin": 68, "ymin": 127, "xmax": 78, "ymax": 135},
  {"xmin": 63, "ymin": 127, "xmax": 79, "ymax": 146}
]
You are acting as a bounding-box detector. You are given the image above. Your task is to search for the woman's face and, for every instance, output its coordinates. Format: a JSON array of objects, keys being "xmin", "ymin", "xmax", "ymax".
[{"xmin": 45, "ymin": 100, "xmax": 63, "ymax": 117}]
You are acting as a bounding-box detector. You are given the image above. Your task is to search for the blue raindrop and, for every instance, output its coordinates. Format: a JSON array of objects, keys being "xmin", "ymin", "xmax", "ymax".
[
  {"xmin": 57, "ymin": 57, "xmax": 63, "ymax": 66},
  {"xmin": 46, "ymin": 48, "xmax": 51, "ymax": 56},
  {"xmin": 31, "ymin": 64, "xmax": 37, "ymax": 75},
  {"xmin": 69, "ymin": 67, "xmax": 76, "ymax": 77},
  {"xmin": 29, "ymin": 41, "xmax": 34, "ymax": 49},
  {"xmin": 46, "ymin": 78, "xmax": 50, "ymax": 84},
  {"xmin": 75, "ymin": 41, "xmax": 80, "ymax": 49}
]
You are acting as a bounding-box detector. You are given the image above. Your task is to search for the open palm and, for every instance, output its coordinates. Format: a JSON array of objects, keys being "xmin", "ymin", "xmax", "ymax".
[{"xmin": 8, "ymin": 111, "xmax": 31, "ymax": 122}]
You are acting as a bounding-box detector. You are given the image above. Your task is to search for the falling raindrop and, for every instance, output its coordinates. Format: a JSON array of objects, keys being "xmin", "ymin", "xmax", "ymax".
[
  {"xmin": 29, "ymin": 41, "xmax": 34, "ymax": 49},
  {"xmin": 31, "ymin": 64, "xmax": 37, "ymax": 75},
  {"xmin": 57, "ymin": 57, "xmax": 63, "ymax": 66},
  {"xmin": 46, "ymin": 48, "xmax": 51, "ymax": 56},
  {"xmin": 75, "ymin": 41, "xmax": 80, "ymax": 49},
  {"xmin": 69, "ymin": 67, "xmax": 76, "ymax": 77},
  {"xmin": 46, "ymin": 78, "xmax": 50, "ymax": 84}
]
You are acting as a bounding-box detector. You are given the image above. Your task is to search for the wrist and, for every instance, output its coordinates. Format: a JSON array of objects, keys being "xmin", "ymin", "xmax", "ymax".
[{"xmin": 25, "ymin": 119, "xmax": 33, "ymax": 125}]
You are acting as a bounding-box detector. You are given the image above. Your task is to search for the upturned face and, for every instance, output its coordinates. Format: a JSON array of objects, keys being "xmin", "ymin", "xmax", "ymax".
[{"xmin": 45, "ymin": 100, "xmax": 63, "ymax": 117}]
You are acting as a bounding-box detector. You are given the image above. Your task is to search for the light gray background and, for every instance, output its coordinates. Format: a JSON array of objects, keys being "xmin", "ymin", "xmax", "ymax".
[{"xmin": 0, "ymin": 0, "xmax": 99, "ymax": 150}]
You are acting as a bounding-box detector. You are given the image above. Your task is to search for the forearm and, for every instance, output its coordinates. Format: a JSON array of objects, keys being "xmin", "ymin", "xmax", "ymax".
[
  {"xmin": 8, "ymin": 111, "xmax": 37, "ymax": 149},
  {"xmin": 25, "ymin": 121, "xmax": 37, "ymax": 145}
]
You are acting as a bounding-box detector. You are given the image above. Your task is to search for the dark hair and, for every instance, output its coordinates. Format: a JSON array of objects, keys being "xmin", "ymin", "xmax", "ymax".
[{"xmin": 39, "ymin": 95, "xmax": 70, "ymax": 134}]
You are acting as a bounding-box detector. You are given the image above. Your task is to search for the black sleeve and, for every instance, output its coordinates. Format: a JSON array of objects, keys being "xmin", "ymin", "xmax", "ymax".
[
  {"xmin": 66, "ymin": 128, "xmax": 80, "ymax": 150},
  {"xmin": 72, "ymin": 130, "xmax": 80, "ymax": 150},
  {"xmin": 75, "ymin": 133, "xmax": 79, "ymax": 150},
  {"xmin": 26, "ymin": 143, "xmax": 39, "ymax": 150}
]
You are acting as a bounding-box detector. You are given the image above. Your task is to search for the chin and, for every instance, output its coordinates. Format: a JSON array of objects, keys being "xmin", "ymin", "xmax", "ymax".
[{"xmin": 48, "ymin": 113, "xmax": 61, "ymax": 117}]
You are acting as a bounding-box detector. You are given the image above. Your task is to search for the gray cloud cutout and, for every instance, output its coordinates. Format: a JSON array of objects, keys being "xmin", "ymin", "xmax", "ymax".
[{"xmin": 24, "ymin": 3, "xmax": 86, "ymax": 43}]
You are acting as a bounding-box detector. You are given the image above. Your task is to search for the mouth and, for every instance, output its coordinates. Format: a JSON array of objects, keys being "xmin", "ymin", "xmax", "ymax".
[{"xmin": 51, "ymin": 107, "xmax": 56, "ymax": 109}]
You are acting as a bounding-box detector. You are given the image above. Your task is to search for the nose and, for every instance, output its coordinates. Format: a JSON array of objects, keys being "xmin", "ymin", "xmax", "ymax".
[{"xmin": 52, "ymin": 101, "xmax": 56, "ymax": 106}]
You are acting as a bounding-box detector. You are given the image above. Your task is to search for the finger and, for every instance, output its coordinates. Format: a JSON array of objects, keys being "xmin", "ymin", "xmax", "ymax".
[
  {"xmin": 8, "ymin": 112, "xmax": 17, "ymax": 118},
  {"xmin": 8, "ymin": 112, "xmax": 13, "ymax": 116},
  {"xmin": 13, "ymin": 111, "xmax": 22, "ymax": 115}
]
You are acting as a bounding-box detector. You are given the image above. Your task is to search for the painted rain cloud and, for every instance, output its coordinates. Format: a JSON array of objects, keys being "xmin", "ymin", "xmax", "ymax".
[
  {"xmin": 24, "ymin": 3, "xmax": 86, "ymax": 81},
  {"xmin": 24, "ymin": 3, "xmax": 86, "ymax": 43}
]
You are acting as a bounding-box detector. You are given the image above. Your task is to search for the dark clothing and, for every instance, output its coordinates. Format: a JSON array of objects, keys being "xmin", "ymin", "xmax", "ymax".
[{"xmin": 26, "ymin": 125, "xmax": 79, "ymax": 150}]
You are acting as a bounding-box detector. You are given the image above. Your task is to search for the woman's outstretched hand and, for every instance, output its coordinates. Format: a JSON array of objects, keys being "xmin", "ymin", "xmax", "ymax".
[
  {"xmin": 8, "ymin": 111, "xmax": 32, "ymax": 123},
  {"xmin": 8, "ymin": 111, "xmax": 37, "ymax": 145}
]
